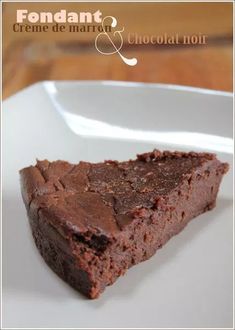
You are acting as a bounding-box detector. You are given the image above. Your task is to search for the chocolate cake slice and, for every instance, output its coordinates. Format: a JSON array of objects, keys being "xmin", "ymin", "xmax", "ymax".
[{"xmin": 20, "ymin": 150, "xmax": 228, "ymax": 299}]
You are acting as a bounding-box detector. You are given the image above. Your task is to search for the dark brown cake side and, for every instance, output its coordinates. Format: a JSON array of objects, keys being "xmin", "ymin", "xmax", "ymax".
[{"xmin": 20, "ymin": 150, "xmax": 229, "ymax": 298}]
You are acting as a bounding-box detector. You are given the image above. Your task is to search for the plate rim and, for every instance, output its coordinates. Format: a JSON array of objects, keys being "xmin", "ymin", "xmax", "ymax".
[{"xmin": 3, "ymin": 80, "xmax": 233, "ymax": 103}]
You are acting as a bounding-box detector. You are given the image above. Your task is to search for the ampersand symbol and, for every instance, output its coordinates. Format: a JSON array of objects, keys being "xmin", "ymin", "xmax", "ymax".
[{"xmin": 95, "ymin": 16, "xmax": 137, "ymax": 66}]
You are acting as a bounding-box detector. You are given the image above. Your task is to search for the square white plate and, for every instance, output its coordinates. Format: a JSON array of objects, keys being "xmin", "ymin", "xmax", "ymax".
[{"xmin": 2, "ymin": 81, "xmax": 233, "ymax": 328}]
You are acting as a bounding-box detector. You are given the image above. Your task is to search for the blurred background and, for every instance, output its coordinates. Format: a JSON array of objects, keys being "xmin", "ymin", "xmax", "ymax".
[{"xmin": 3, "ymin": 2, "xmax": 233, "ymax": 99}]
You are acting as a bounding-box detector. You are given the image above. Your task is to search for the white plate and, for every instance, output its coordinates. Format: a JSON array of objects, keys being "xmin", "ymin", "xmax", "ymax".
[{"xmin": 2, "ymin": 81, "xmax": 233, "ymax": 328}]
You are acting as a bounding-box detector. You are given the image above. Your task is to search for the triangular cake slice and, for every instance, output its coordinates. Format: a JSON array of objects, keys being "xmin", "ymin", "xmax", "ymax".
[{"xmin": 20, "ymin": 150, "xmax": 229, "ymax": 298}]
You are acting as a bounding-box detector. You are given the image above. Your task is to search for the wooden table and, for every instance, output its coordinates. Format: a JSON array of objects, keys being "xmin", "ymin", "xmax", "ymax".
[{"xmin": 3, "ymin": 2, "xmax": 233, "ymax": 99}]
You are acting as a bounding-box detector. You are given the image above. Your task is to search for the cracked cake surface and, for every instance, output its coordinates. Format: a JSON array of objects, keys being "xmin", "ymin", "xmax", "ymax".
[{"xmin": 20, "ymin": 150, "xmax": 229, "ymax": 298}]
